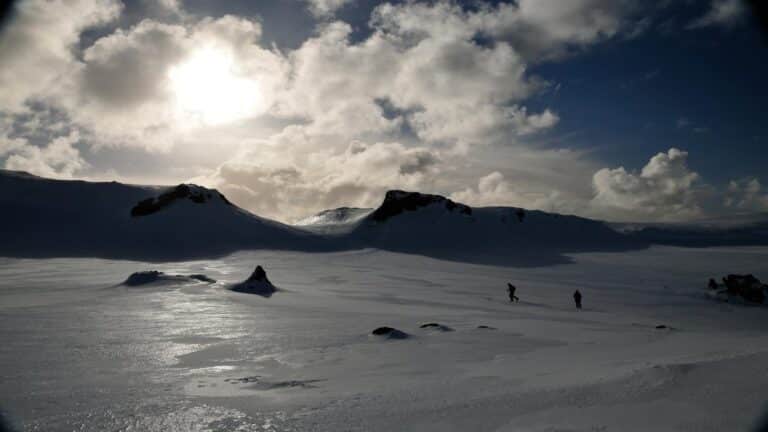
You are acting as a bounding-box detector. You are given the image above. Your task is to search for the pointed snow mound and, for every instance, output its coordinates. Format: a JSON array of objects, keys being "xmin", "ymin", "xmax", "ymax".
[{"xmin": 231, "ymin": 265, "xmax": 278, "ymax": 297}]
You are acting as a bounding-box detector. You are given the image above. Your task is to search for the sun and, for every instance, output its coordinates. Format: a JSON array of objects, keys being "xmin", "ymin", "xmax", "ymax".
[{"xmin": 168, "ymin": 48, "xmax": 264, "ymax": 125}]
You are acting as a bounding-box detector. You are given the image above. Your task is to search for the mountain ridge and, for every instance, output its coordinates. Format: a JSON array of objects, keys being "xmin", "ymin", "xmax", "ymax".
[{"xmin": 3, "ymin": 170, "xmax": 765, "ymax": 265}]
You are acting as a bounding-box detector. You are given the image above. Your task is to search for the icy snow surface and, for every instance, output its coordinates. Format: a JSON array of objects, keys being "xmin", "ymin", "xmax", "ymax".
[{"xmin": 1, "ymin": 246, "xmax": 768, "ymax": 431}]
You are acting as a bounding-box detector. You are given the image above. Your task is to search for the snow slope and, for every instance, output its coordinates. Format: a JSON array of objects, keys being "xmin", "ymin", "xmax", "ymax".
[
  {"xmin": 4, "ymin": 171, "xmax": 767, "ymax": 265},
  {"xmin": 0, "ymin": 170, "xmax": 326, "ymax": 260},
  {"xmin": 1, "ymin": 246, "xmax": 768, "ymax": 431},
  {"xmin": 341, "ymin": 190, "xmax": 647, "ymax": 265}
]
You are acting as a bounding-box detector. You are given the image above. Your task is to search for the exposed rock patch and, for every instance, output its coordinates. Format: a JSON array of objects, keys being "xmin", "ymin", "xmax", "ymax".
[
  {"xmin": 708, "ymin": 274, "xmax": 768, "ymax": 304},
  {"xmin": 369, "ymin": 190, "xmax": 472, "ymax": 222},
  {"xmin": 230, "ymin": 265, "xmax": 277, "ymax": 297},
  {"xmin": 371, "ymin": 326, "xmax": 409, "ymax": 339},
  {"xmin": 419, "ymin": 323, "xmax": 454, "ymax": 332},
  {"xmin": 130, "ymin": 184, "xmax": 232, "ymax": 217},
  {"xmin": 123, "ymin": 270, "xmax": 216, "ymax": 286}
]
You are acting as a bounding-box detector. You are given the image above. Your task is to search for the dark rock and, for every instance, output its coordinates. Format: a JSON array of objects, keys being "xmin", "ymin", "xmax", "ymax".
[
  {"xmin": 476, "ymin": 325, "xmax": 496, "ymax": 330},
  {"xmin": 720, "ymin": 274, "xmax": 767, "ymax": 304},
  {"xmin": 230, "ymin": 265, "xmax": 277, "ymax": 297},
  {"xmin": 371, "ymin": 326, "xmax": 409, "ymax": 339},
  {"xmin": 130, "ymin": 184, "xmax": 217, "ymax": 217},
  {"xmin": 189, "ymin": 274, "xmax": 216, "ymax": 283},
  {"xmin": 655, "ymin": 325, "xmax": 668, "ymax": 329},
  {"xmin": 369, "ymin": 190, "xmax": 472, "ymax": 222},
  {"xmin": 419, "ymin": 322, "xmax": 454, "ymax": 332},
  {"xmin": 123, "ymin": 270, "xmax": 164, "ymax": 286},
  {"xmin": 515, "ymin": 208, "xmax": 525, "ymax": 222},
  {"xmin": 123, "ymin": 270, "xmax": 216, "ymax": 286}
]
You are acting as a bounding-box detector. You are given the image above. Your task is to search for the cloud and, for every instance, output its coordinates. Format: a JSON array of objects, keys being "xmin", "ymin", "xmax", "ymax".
[
  {"xmin": 8, "ymin": 0, "xmax": 736, "ymax": 225},
  {"xmin": 196, "ymin": 139, "xmax": 444, "ymax": 222},
  {"xmin": 4, "ymin": 131, "xmax": 87, "ymax": 178},
  {"xmin": 451, "ymin": 171, "xmax": 573, "ymax": 213},
  {"xmin": 590, "ymin": 148, "xmax": 704, "ymax": 221},
  {"xmin": 687, "ymin": 0, "xmax": 746, "ymax": 29},
  {"xmin": 725, "ymin": 178, "xmax": 768, "ymax": 211},
  {"xmin": 306, "ymin": 0, "xmax": 354, "ymax": 18},
  {"xmin": 473, "ymin": 0, "xmax": 643, "ymax": 60},
  {"xmin": 70, "ymin": 15, "xmax": 287, "ymax": 149},
  {"xmin": 0, "ymin": 0, "xmax": 122, "ymax": 112}
]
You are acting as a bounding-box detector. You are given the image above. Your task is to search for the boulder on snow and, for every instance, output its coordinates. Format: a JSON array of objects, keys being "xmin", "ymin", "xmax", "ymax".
[
  {"xmin": 708, "ymin": 274, "xmax": 768, "ymax": 304},
  {"xmin": 419, "ymin": 322, "xmax": 454, "ymax": 332},
  {"xmin": 371, "ymin": 326, "xmax": 409, "ymax": 339},
  {"xmin": 123, "ymin": 270, "xmax": 216, "ymax": 286},
  {"xmin": 230, "ymin": 265, "xmax": 278, "ymax": 297}
]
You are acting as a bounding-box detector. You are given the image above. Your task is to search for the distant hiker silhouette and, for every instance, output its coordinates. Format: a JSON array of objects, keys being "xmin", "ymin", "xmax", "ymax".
[
  {"xmin": 507, "ymin": 283, "xmax": 519, "ymax": 302},
  {"xmin": 573, "ymin": 290, "xmax": 582, "ymax": 309}
]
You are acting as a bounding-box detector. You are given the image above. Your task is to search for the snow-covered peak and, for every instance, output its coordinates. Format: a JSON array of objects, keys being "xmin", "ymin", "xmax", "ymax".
[
  {"xmin": 295, "ymin": 207, "xmax": 372, "ymax": 226},
  {"xmin": 368, "ymin": 190, "xmax": 472, "ymax": 222}
]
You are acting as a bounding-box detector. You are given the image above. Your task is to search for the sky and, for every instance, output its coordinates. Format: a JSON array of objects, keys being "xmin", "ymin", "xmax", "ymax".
[{"xmin": 1, "ymin": 0, "xmax": 767, "ymax": 223}]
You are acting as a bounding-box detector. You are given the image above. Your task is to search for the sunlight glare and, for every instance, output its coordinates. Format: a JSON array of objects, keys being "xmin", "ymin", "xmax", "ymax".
[{"xmin": 169, "ymin": 48, "xmax": 264, "ymax": 125}]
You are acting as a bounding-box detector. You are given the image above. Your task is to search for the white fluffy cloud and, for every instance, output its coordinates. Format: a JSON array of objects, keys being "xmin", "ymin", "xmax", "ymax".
[
  {"xmin": 7, "ymin": 0, "xmax": 755, "ymax": 224},
  {"xmin": 4, "ymin": 131, "xmax": 87, "ymax": 179},
  {"xmin": 451, "ymin": 171, "xmax": 571, "ymax": 213},
  {"xmin": 725, "ymin": 178, "xmax": 768, "ymax": 211},
  {"xmin": 306, "ymin": 0, "xmax": 354, "ymax": 17},
  {"xmin": 0, "ymin": 0, "xmax": 122, "ymax": 112},
  {"xmin": 197, "ymin": 139, "xmax": 443, "ymax": 222},
  {"xmin": 473, "ymin": 0, "xmax": 641, "ymax": 59},
  {"xmin": 590, "ymin": 148, "xmax": 704, "ymax": 221}
]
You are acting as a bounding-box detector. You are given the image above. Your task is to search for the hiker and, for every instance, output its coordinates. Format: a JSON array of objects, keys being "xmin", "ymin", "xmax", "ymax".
[
  {"xmin": 507, "ymin": 283, "xmax": 519, "ymax": 302},
  {"xmin": 573, "ymin": 290, "xmax": 582, "ymax": 309}
]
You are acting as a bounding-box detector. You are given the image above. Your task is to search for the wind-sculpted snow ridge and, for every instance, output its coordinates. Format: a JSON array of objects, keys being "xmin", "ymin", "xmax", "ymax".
[{"xmin": 0, "ymin": 169, "xmax": 329, "ymax": 261}]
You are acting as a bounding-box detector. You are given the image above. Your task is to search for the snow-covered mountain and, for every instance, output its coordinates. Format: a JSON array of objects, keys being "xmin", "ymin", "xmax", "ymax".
[
  {"xmin": 294, "ymin": 207, "xmax": 372, "ymax": 234},
  {"xmin": 0, "ymin": 170, "xmax": 324, "ymax": 260},
  {"xmin": 6, "ymin": 171, "xmax": 765, "ymax": 265},
  {"xmin": 337, "ymin": 190, "xmax": 646, "ymax": 265}
]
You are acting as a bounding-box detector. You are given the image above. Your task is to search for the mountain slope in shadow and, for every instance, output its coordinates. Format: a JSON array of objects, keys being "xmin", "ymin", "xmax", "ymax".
[{"xmin": 0, "ymin": 170, "xmax": 328, "ymax": 261}]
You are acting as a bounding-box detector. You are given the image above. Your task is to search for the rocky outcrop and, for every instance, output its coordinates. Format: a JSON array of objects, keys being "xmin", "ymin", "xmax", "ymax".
[
  {"xmin": 123, "ymin": 270, "xmax": 216, "ymax": 286},
  {"xmin": 130, "ymin": 184, "xmax": 232, "ymax": 217},
  {"xmin": 371, "ymin": 326, "xmax": 409, "ymax": 339},
  {"xmin": 230, "ymin": 265, "xmax": 277, "ymax": 297},
  {"xmin": 708, "ymin": 274, "xmax": 768, "ymax": 304},
  {"xmin": 369, "ymin": 190, "xmax": 472, "ymax": 222},
  {"xmin": 723, "ymin": 274, "xmax": 767, "ymax": 304},
  {"xmin": 419, "ymin": 322, "xmax": 454, "ymax": 332}
]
